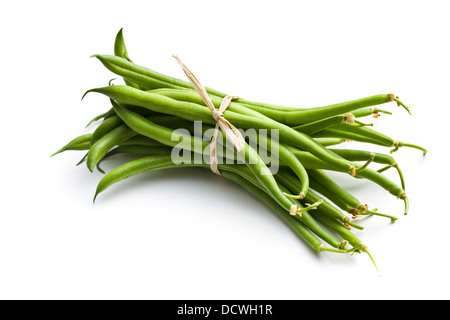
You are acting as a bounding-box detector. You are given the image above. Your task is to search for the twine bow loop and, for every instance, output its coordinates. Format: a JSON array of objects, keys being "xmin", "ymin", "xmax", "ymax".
[{"xmin": 172, "ymin": 55, "xmax": 246, "ymax": 175}]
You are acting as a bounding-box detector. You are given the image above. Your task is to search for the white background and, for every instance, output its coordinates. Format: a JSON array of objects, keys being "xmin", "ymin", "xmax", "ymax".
[{"xmin": 1, "ymin": 1, "xmax": 449, "ymax": 300}]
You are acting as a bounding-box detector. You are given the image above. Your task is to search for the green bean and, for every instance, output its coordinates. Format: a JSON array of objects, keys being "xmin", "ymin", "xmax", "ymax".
[
  {"xmin": 291, "ymin": 107, "xmax": 392, "ymax": 135},
  {"xmin": 151, "ymin": 89, "xmax": 392, "ymax": 129},
  {"xmin": 308, "ymin": 169, "xmax": 398, "ymax": 221},
  {"xmin": 281, "ymin": 145, "xmax": 408, "ymax": 212},
  {"xmin": 229, "ymin": 94, "xmax": 396, "ymax": 126},
  {"xmin": 330, "ymin": 124, "xmax": 395, "ymax": 147},
  {"xmin": 278, "ymin": 170, "xmax": 363, "ymax": 242},
  {"xmin": 88, "ymin": 100, "xmax": 169, "ymax": 152},
  {"xmin": 51, "ymin": 133, "xmax": 92, "ymax": 157},
  {"xmin": 118, "ymin": 135, "xmax": 165, "ymax": 147},
  {"xmin": 329, "ymin": 148, "xmax": 406, "ymax": 190},
  {"xmin": 312, "ymin": 128, "xmax": 385, "ymax": 146},
  {"xmin": 307, "ymin": 168, "xmax": 376, "ymax": 209},
  {"xmin": 90, "ymin": 115, "xmax": 123, "ymax": 146},
  {"xmin": 76, "ymin": 151, "xmax": 89, "ymax": 166},
  {"xmin": 114, "ymin": 29, "xmax": 147, "ymax": 90},
  {"xmin": 84, "ymin": 85, "xmax": 358, "ymax": 175},
  {"xmin": 315, "ymin": 123, "xmax": 427, "ymax": 154},
  {"xmin": 292, "ymin": 112, "xmax": 363, "ymax": 135},
  {"xmin": 330, "ymin": 149, "xmax": 392, "ymax": 165},
  {"xmin": 86, "ymin": 123, "xmax": 137, "ymax": 172},
  {"xmin": 275, "ymin": 169, "xmax": 363, "ymax": 230},
  {"xmin": 275, "ymin": 184, "xmax": 341, "ymax": 248},
  {"xmin": 245, "ymin": 130, "xmax": 310, "ymax": 199},
  {"xmin": 91, "ymin": 54, "xmax": 407, "ymax": 125},
  {"xmin": 109, "ymin": 100, "xmax": 318, "ymax": 216},
  {"xmin": 96, "ymin": 145, "xmax": 173, "ymax": 174},
  {"xmin": 275, "ymin": 170, "xmax": 377, "ymax": 269},
  {"xmin": 308, "ymin": 177, "xmax": 354, "ymax": 212},
  {"xmin": 113, "ymin": 100, "xmax": 309, "ymax": 199},
  {"xmin": 255, "ymin": 106, "xmax": 386, "ymax": 136},
  {"xmin": 149, "ymin": 88, "xmax": 268, "ymax": 121},
  {"xmin": 92, "ymin": 54, "xmax": 195, "ymax": 91},
  {"xmin": 114, "ymin": 29, "xmax": 132, "ymax": 62},
  {"xmin": 149, "ymin": 89, "xmax": 313, "ymax": 195}
]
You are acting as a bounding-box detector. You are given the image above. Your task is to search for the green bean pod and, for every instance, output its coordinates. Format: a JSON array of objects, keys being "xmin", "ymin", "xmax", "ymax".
[
  {"xmin": 308, "ymin": 169, "xmax": 364, "ymax": 211},
  {"xmin": 91, "ymin": 54, "xmax": 400, "ymax": 127},
  {"xmin": 84, "ymin": 85, "xmax": 357, "ymax": 175},
  {"xmin": 312, "ymin": 128, "xmax": 385, "ymax": 146},
  {"xmin": 275, "ymin": 169, "xmax": 363, "ymax": 230},
  {"xmin": 292, "ymin": 112, "xmax": 359, "ymax": 135},
  {"xmin": 51, "ymin": 133, "xmax": 93, "ymax": 157},
  {"xmin": 108, "ymin": 99, "xmax": 316, "ymax": 216},
  {"xmin": 314, "ymin": 124, "xmax": 427, "ymax": 154},
  {"xmin": 86, "ymin": 123, "xmax": 138, "ymax": 172},
  {"xmin": 113, "ymin": 28, "xmax": 142, "ymax": 89},
  {"xmin": 329, "ymin": 148, "xmax": 406, "ymax": 190},
  {"xmin": 90, "ymin": 115, "xmax": 123, "ymax": 146},
  {"xmin": 236, "ymin": 94, "xmax": 395, "ymax": 126}
]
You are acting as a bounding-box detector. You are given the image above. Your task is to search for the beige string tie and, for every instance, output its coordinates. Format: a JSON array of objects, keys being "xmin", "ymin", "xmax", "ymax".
[{"xmin": 172, "ymin": 55, "xmax": 246, "ymax": 175}]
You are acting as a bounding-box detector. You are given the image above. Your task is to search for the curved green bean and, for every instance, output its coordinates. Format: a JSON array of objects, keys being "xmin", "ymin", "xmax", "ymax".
[
  {"xmin": 51, "ymin": 133, "xmax": 92, "ymax": 157},
  {"xmin": 83, "ymin": 85, "xmax": 358, "ymax": 175}
]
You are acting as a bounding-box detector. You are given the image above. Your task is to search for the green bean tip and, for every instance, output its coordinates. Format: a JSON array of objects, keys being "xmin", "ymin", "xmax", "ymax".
[
  {"xmin": 81, "ymin": 88, "xmax": 98, "ymax": 101},
  {"xmin": 50, "ymin": 150, "xmax": 62, "ymax": 157}
]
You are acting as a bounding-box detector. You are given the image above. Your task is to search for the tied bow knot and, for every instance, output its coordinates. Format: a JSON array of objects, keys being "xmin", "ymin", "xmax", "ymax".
[{"xmin": 173, "ymin": 55, "xmax": 246, "ymax": 175}]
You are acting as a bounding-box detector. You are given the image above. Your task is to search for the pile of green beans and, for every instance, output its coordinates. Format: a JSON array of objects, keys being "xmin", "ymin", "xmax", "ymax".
[{"xmin": 53, "ymin": 29, "xmax": 426, "ymax": 269}]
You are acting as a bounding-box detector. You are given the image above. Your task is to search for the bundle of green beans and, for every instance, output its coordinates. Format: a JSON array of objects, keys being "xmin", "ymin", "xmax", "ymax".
[{"xmin": 53, "ymin": 29, "xmax": 426, "ymax": 269}]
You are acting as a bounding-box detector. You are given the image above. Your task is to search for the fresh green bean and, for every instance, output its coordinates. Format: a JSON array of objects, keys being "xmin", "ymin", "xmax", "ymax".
[
  {"xmin": 86, "ymin": 123, "xmax": 137, "ymax": 172},
  {"xmin": 84, "ymin": 85, "xmax": 358, "ymax": 175},
  {"xmin": 109, "ymin": 100, "xmax": 318, "ymax": 215},
  {"xmin": 91, "ymin": 53, "xmax": 407, "ymax": 125},
  {"xmin": 311, "ymin": 128, "xmax": 385, "ymax": 146},
  {"xmin": 329, "ymin": 148, "xmax": 406, "ymax": 190},
  {"xmin": 281, "ymin": 145, "xmax": 409, "ymax": 212},
  {"xmin": 314, "ymin": 123, "xmax": 427, "ymax": 154},
  {"xmin": 96, "ymin": 145, "xmax": 172, "ymax": 173},
  {"xmin": 275, "ymin": 169, "xmax": 363, "ymax": 230},
  {"xmin": 291, "ymin": 107, "xmax": 392, "ymax": 135},
  {"xmin": 51, "ymin": 133, "xmax": 93, "ymax": 157},
  {"xmin": 308, "ymin": 169, "xmax": 398, "ymax": 221},
  {"xmin": 90, "ymin": 115, "xmax": 123, "ymax": 146},
  {"xmin": 292, "ymin": 112, "xmax": 360, "ymax": 135},
  {"xmin": 118, "ymin": 135, "xmax": 165, "ymax": 147},
  {"xmin": 204, "ymin": 93, "xmax": 395, "ymax": 126},
  {"xmin": 113, "ymin": 28, "xmax": 142, "ymax": 89}
]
